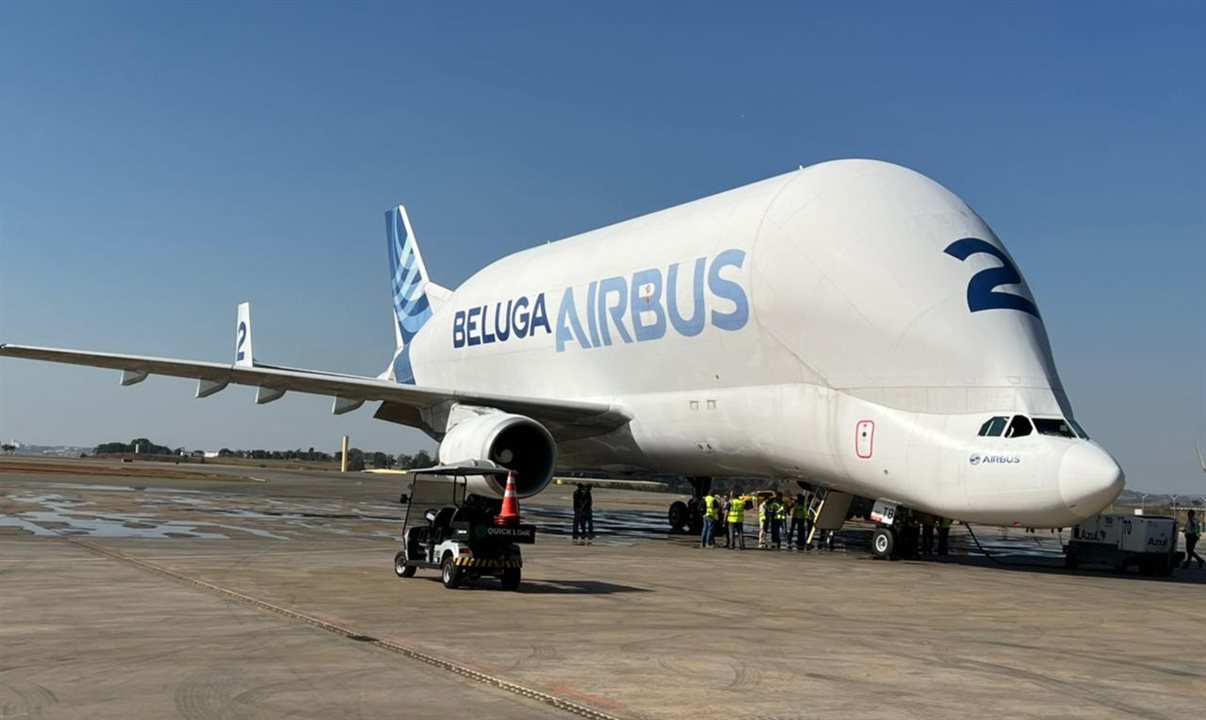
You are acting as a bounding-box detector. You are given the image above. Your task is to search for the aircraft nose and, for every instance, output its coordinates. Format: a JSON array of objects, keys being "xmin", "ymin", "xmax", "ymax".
[{"xmin": 1059, "ymin": 444, "xmax": 1124, "ymax": 520}]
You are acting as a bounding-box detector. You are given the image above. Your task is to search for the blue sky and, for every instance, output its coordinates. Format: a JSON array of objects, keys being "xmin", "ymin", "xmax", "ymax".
[{"xmin": 1, "ymin": 1, "xmax": 1203, "ymax": 493}]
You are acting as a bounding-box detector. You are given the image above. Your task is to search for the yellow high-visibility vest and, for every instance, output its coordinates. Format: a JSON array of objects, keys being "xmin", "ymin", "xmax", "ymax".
[
  {"xmin": 704, "ymin": 495, "xmax": 718, "ymax": 520},
  {"xmin": 792, "ymin": 502, "xmax": 807, "ymax": 520},
  {"xmin": 727, "ymin": 500, "xmax": 744, "ymax": 523}
]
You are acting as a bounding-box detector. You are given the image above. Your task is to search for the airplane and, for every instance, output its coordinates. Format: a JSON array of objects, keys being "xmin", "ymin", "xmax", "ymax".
[{"xmin": 0, "ymin": 158, "xmax": 1125, "ymax": 558}]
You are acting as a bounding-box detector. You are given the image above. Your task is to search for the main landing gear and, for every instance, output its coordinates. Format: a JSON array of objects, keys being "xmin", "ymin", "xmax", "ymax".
[{"xmin": 667, "ymin": 477, "xmax": 712, "ymax": 534}]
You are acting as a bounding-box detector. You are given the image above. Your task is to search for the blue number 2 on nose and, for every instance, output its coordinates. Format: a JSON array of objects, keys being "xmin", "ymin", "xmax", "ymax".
[{"xmin": 944, "ymin": 237, "xmax": 1040, "ymax": 318}]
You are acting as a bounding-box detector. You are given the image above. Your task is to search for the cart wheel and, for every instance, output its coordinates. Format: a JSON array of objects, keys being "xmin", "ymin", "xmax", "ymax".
[
  {"xmin": 500, "ymin": 567, "xmax": 521, "ymax": 591},
  {"xmin": 870, "ymin": 527, "xmax": 895, "ymax": 560},
  {"xmin": 394, "ymin": 551, "xmax": 416, "ymax": 578},
  {"xmin": 441, "ymin": 554, "xmax": 462, "ymax": 589}
]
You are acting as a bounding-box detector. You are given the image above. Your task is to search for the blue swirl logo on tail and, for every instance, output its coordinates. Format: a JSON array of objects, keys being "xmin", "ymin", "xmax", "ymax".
[{"xmin": 386, "ymin": 207, "xmax": 433, "ymax": 384}]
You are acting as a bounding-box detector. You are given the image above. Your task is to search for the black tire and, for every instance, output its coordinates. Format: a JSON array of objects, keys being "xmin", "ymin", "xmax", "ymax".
[
  {"xmin": 668, "ymin": 501, "xmax": 689, "ymax": 533},
  {"xmin": 500, "ymin": 567, "xmax": 521, "ymax": 591},
  {"xmin": 1064, "ymin": 551, "xmax": 1079, "ymax": 570},
  {"xmin": 441, "ymin": 554, "xmax": 462, "ymax": 589},
  {"xmin": 870, "ymin": 527, "xmax": 895, "ymax": 560},
  {"xmin": 394, "ymin": 551, "xmax": 416, "ymax": 578}
]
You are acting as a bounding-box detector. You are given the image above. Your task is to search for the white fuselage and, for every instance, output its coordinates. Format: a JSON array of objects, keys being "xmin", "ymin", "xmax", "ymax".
[{"xmin": 408, "ymin": 160, "xmax": 1123, "ymax": 527}]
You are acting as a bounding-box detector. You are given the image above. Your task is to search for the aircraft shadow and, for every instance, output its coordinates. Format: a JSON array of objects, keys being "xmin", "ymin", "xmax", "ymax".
[{"xmin": 918, "ymin": 553, "xmax": 1206, "ymax": 585}]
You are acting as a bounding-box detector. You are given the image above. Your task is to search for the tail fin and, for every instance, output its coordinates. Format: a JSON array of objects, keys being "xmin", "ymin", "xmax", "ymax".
[
  {"xmin": 235, "ymin": 301, "xmax": 255, "ymax": 367},
  {"xmin": 382, "ymin": 205, "xmax": 447, "ymax": 383}
]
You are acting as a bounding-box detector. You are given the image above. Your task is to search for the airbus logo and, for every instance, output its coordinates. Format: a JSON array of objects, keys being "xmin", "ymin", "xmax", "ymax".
[
  {"xmin": 452, "ymin": 249, "xmax": 750, "ymax": 352},
  {"xmin": 969, "ymin": 454, "xmax": 1021, "ymax": 466}
]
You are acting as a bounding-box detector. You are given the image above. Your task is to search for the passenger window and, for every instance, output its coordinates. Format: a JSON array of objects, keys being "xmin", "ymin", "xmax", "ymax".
[
  {"xmin": 1033, "ymin": 418, "xmax": 1077, "ymax": 438},
  {"xmin": 978, "ymin": 416, "xmax": 1009, "ymax": 437},
  {"xmin": 1005, "ymin": 415, "xmax": 1033, "ymax": 438}
]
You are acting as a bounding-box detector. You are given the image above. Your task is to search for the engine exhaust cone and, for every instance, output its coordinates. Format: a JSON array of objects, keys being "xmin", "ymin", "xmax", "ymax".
[{"xmin": 495, "ymin": 471, "xmax": 521, "ymax": 526}]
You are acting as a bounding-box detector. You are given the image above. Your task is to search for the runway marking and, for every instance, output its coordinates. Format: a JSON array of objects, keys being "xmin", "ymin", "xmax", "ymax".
[{"xmin": 61, "ymin": 536, "xmax": 634, "ymax": 720}]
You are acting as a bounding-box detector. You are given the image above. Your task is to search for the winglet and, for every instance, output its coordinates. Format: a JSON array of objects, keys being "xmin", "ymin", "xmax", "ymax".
[{"xmin": 235, "ymin": 302, "xmax": 254, "ymax": 367}]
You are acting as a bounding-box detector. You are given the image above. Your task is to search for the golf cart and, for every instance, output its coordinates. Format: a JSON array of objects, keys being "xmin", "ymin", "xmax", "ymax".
[{"xmin": 393, "ymin": 465, "xmax": 536, "ymax": 590}]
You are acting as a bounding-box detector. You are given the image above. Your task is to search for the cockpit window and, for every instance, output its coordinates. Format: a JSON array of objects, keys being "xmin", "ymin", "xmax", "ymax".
[
  {"xmin": 1033, "ymin": 418, "xmax": 1077, "ymax": 438},
  {"xmin": 1005, "ymin": 415, "xmax": 1033, "ymax": 438},
  {"xmin": 978, "ymin": 416, "xmax": 1009, "ymax": 437}
]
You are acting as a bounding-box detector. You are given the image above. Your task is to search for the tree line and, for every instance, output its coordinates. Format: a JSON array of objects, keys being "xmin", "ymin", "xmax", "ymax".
[{"xmin": 91, "ymin": 438, "xmax": 434, "ymax": 471}]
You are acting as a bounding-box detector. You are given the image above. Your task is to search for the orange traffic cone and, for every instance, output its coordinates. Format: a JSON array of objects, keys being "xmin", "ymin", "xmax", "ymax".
[{"xmin": 495, "ymin": 471, "xmax": 521, "ymax": 526}]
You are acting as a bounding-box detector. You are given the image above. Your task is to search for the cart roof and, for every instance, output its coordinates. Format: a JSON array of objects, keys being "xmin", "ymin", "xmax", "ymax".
[{"xmin": 409, "ymin": 464, "xmax": 512, "ymax": 477}]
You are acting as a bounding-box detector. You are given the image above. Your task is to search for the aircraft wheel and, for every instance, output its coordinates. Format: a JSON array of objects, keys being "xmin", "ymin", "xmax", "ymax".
[
  {"xmin": 394, "ymin": 551, "xmax": 416, "ymax": 578},
  {"xmin": 500, "ymin": 567, "xmax": 521, "ymax": 591},
  {"xmin": 870, "ymin": 527, "xmax": 895, "ymax": 560},
  {"xmin": 668, "ymin": 501, "xmax": 689, "ymax": 533},
  {"xmin": 441, "ymin": 554, "xmax": 462, "ymax": 589}
]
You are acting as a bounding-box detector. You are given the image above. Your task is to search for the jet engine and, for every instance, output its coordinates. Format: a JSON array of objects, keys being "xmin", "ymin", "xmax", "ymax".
[{"xmin": 437, "ymin": 412, "xmax": 557, "ymax": 498}]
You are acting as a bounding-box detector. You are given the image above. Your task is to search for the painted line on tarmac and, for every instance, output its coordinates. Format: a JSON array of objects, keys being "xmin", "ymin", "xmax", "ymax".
[{"xmin": 63, "ymin": 537, "xmax": 634, "ymax": 720}]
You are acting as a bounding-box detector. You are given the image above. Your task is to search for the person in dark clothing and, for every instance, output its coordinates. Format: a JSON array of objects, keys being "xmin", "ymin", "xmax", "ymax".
[
  {"xmin": 937, "ymin": 517, "xmax": 952, "ymax": 556},
  {"xmin": 789, "ymin": 493, "xmax": 809, "ymax": 551},
  {"xmin": 582, "ymin": 484, "xmax": 595, "ymax": 545},
  {"xmin": 572, "ymin": 484, "xmax": 586, "ymax": 545},
  {"xmin": 920, "ymin": 513, "xmax": 935, "ymax": 555},
  {"xmin": 1183, "ymin": 509, "xmax": 1202, "ymax": 569}
]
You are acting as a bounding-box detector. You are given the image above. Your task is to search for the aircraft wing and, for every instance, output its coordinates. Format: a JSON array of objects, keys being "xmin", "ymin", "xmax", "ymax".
[{"xmin": 0, "ymin": 344, "xmax": 630, "ymax": 440}]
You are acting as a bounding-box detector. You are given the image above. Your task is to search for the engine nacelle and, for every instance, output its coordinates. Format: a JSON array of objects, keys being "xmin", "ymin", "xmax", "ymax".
[{"xmin": 437, "ymin": 412, "xmax": 557, "ymax": 498}]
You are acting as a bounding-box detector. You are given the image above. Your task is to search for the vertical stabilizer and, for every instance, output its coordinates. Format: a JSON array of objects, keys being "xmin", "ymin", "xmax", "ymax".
[
  {"xmin": 235, "ymin": 302, "xmax": 254, "ymax": 367},
  {"xmin": 382, "ymin": 206, "xmax": 445, "ymax": 384}
]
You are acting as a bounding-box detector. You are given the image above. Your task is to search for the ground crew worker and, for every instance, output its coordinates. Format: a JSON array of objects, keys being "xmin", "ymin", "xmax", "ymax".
[
  {"xmin": 758, "ymin": 497, "xmax": 770, "ymax": 549},
  {"xmin": 790, "ymin": 493, "xmax": 808, "ymax": 551},
  {"xmin": 572, "ymin": 484, "xmax": 586, "ymax": 545},
  {"xmin": 772, "ymin": 491, "xmax": 786, "ymax": 549},
  {"xmin": 718, "ymin": 494, "xmax": 730, "ymax": 548},
  {"xmin": 919, "ymin": 512, "xmax": 935, "ymax": 555},
  {"xmin": 726, "ymin": 491, "xmax": 746, "ymax": 549},
  {"xmin": 1183, "ymin": 509, "xmax": 1203, "ymax": 569},
  {"xmin": 582, "ymin": 484, "xmax": 595, "ymax": 545},
  {"xmin": 937, "ymin": 516, "xmax": 952, "ymax": 556},
  {"xmin": 699, "ymin": 491, "xmax": 719, "ymax": 548}
]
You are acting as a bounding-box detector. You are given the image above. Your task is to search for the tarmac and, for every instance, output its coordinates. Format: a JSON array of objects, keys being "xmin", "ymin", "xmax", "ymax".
[{"xmin": 1, "ymin": 456, "xmax": 1203, "ymax": 720}]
